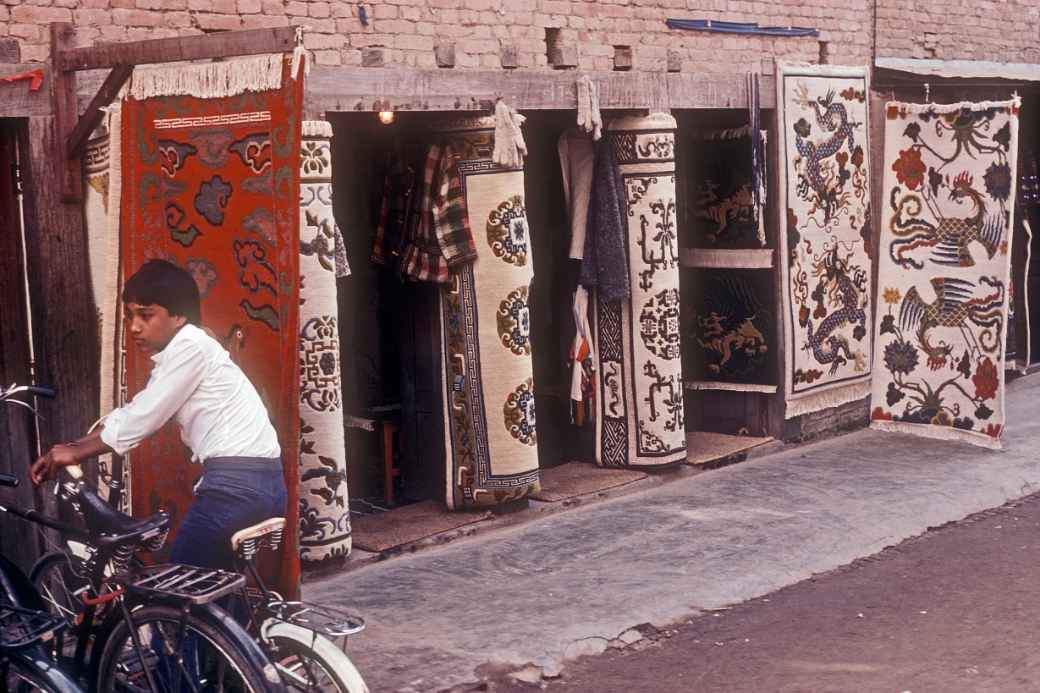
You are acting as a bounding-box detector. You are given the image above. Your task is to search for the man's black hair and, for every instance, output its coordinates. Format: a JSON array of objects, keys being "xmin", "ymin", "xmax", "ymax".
[{"xmin": 122, "ymin": 259, "xmax": 201, "ymax": 325}]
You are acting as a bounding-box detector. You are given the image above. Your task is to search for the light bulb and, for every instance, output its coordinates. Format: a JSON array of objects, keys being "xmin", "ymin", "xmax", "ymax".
[{"xmin": 378, "ymin": 111, "xmax": 395, "ymax": 125}]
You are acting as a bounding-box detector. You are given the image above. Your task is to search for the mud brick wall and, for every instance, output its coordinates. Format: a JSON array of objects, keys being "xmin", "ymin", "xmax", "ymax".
[
  {"xmin": 875, "ymin": 0, "xmax": 1040, "ymax": 64},
  {"xmin": 7, "ymin": 1, "xmax": 1037, "ymax": 70}
]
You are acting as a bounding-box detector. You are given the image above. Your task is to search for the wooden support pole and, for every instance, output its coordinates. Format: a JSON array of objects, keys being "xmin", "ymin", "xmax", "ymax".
[
  {"xmin": 19, "ymin": 115, "xmax": 98, "ymax": 517},
  {"xmin": 66, "ymin": 65, "xmax": 132, "ymax": 161},
  {"xmin": 57, "ymin": 27, "xmax": 297, "ymax": 72},
  {"xmin": 50, "ymin": 23, "xmax": 81, "ymax": 202}
]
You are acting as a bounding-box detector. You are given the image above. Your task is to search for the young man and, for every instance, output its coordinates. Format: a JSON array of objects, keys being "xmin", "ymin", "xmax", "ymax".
[{"xmin": 31, "ymin": 259, "xmax": 287, "ymax": 570}]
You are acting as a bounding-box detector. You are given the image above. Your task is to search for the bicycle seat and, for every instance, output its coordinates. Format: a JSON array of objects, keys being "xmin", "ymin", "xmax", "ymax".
[
  {"xmin": 77, "ymin": 483, "xmax": 168, "ymax": 540},
  {"xmin": 230, "ymin": 517, "xmax": 285, "ymax": 561}
]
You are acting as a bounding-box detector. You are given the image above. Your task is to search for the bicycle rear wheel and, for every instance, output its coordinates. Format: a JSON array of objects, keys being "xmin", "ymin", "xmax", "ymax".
[
  {"xmin": 29, "ymin": 552, "xmax": 89, "ymax": 659},
  {"xmin": 263, "ymin": 621, "xmax": 368, "ymax": 693},
  {"xmin": 96, "ymin": 604, "xmax": 277, "ymax": 693}
]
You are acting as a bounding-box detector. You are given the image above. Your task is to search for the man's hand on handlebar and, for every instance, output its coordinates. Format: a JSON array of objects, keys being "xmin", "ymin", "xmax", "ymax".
[
  {"xmin": 30, "ymin": 429, "xmax": 114, "ymax": 486},
  {"xmin": 31, "ymin": 444, "xmax": 81, "ymax": 485}
]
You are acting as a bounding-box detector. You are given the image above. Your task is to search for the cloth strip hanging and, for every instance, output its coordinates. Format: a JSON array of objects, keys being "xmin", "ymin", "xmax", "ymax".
[
  {"xmin": 493, "ymin": 99, "xmax": 527, "ymax": 168},
  {"xmin": 576, "ymin": 76, "xmax": 603, "ymax": 141},
  {"xmin": 666, "ymin": 18, "xmax": 819, "ymax": 37}
]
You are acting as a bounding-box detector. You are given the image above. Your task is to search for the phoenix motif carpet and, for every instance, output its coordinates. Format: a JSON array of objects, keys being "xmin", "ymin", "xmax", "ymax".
[
  {"xmin": 120, "ymin": 56, "xmax": 303, "ymax": 592},
  {"xmin": 437, "ymin": 118, "xmax": 541, "ymax": 509},
  {"xmin": 777, "ymin": 64, "xmax": 873, "ymax": 418},
  {"xmin": 297, "ymin": 121, "xmax": 352, "ymax": 562},
  {"xmin": 871, "ymin": 97, "xmax": 1019, "ymax": 449},
  {"xmin": 593, "ymin": 113, "xmax": 686, "ymax": 467}
]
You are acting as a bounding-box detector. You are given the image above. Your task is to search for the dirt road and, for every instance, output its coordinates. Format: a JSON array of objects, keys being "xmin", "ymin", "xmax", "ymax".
[{"xmin": 498, "ymin": 493, "xmax": 1040, "ymax": 692}]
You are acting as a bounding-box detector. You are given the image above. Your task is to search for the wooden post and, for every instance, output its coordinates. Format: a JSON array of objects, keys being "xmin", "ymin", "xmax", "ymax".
[
  {"xmin": 0, "ymin": 120, "xmax": 44, "ymax": 571},
  {"xmin": 50, "ymin": 23, "xmax": 82, "ymax": 202},
  {"xmin": 19, "ymin": 116, "xmax": 99, "ymax": 492}
]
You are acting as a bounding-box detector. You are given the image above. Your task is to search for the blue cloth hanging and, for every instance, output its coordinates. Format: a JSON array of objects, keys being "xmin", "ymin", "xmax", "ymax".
[{"xmin": 666, "ymin": 18, "xmax": 818, "ymax": 38}]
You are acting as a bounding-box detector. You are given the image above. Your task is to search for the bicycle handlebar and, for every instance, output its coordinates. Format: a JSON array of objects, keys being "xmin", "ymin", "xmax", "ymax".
[{"xmin": 25, "ymin": 386, "xmax": 56, "ymax": 399}]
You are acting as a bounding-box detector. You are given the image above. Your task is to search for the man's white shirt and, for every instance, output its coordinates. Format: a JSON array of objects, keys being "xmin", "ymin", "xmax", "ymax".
[{"xmin": 100, "ymin": 323, "xmax": 281, "ymax": 462}]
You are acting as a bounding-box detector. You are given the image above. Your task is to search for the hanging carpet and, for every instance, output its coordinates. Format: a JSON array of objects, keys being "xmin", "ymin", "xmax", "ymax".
[
  {"xmin": 871, "ymin": 97, "xmax": 1019, "ymax": 449},
  {"xmin": 687, "ymin": 126, "xmax": 768, "ymax": 254},
  {"xmin": 85, "ymin": 115, "xmax": 132, "ymax": 508},
  {"xmin": 592, "ymin": 113, "xmax": 686, "ymax": 467},
  {"xmin": 684, "ymin": 268, "xmax": 777, "ymax": 392},
  {"xmin": 436, "ymin": 117, "xmax": 541, "ymax": 510},
  {"xmin": 297, "ymin": 120, "xmax": 352, "ymax": 563},
  {"xmin": 776, "ymin": 63, "xmax": 873, "ymax": 419},
  {"xmin": 120, "ymin": 55, "xmax": 303, "ymax": 593}
]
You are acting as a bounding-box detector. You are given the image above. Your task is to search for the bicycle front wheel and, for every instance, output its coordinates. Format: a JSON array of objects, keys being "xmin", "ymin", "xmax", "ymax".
[
  {"xmin": 263, "ymin": 621, "xmax": 369, "ymax": 693},
  {"xmin": 96, "ymin": 604, "xmax": 277, "ymax": 693}
]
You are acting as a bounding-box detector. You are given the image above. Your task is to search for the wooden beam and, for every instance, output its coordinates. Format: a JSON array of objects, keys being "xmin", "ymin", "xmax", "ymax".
[
  {"xmin": 50, "ymin": 24, "xmax": 81, "ymax": 202},
  {"xmin": 57, "ymin": 27, "xmax": 298, "ymax": 72},
  {"xmin": 304, "ymin": 67, "xmax": 776, "ymax": 113},
  {"xmin": 67, "ymin": 65, "xmax": 132, "ymax": 160}
]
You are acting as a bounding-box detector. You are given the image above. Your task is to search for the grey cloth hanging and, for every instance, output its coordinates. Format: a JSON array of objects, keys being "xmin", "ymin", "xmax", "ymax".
[{"xmin": 580, "ymin": 138, "xmax": 630, "ymax": 303}]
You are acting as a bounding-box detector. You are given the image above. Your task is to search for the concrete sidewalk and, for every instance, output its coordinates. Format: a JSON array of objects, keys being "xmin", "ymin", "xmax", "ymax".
[{"xmin": 306, "ymin": 375, "xmax": 1040, "ymax": 692}]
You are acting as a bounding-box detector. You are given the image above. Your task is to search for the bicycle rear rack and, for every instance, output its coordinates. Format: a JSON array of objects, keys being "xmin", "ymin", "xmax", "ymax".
[
  {"xmin": 122, "ymin": 563, "xmax": 245, "ymax": 605},
  {"xmin": 0, "ymin": 605, "xmax": 66, "ymax": 650},
  {"xmin": 266, "ymin": 600, "xmax": 365, "ymax": 639}
]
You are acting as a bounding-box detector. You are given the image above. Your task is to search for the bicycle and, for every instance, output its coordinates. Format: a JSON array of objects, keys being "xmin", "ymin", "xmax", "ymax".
[
  {"xmin": 228, "ymin": 517, "xmax": 368, "ymax": 693},
  {"xmin": 0, "ymin": 602, "xmax": 84, "ymax": 692},
  {"xmin": 0, "ymin": 384, "xmax": 286, "ymax": 692},
  {"xmin": 34, "ymin": 501, "xmax": 371, "ymax": 692},
  {"xmin": 0, "ymin": 471, "xmax": 85, "ymax": 693}
]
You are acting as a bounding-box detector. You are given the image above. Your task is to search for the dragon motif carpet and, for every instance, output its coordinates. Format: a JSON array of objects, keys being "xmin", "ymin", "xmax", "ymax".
[
  {"xmin": 777, "ymin": 64, "xmax": 873, "ymax": 418},
  {"xmin": 684, "ymin": 269, "xmax": 777, "ymax": 391},
  {"xmin": 871, "ymin": 97, "xmax": 1019, "ymax": 449},
  {"xmin": 297, "ymin": 121, "xmax": 352, "ymax": 563},
  {"xmin": 437, "ymin": 117, "xmax": 541, "ymax": 509},
  {"xmin": 120, "ymin": 55, "xmax": 303, "ymax": 592},
  {"xmin": 593, "ymin": 113, "xmax": 686, "ymax": 467},
  {"xmin": 688, "ymin": 126, "xmax": 768, "ymax": 254},
  {"xmin": 684, "ymin": 125, "xmax": 777, "ymax": 393}
]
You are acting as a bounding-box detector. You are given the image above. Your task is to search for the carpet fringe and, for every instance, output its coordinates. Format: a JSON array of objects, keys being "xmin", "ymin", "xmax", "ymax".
[
  {"xmin": 870, "ymin": 421, "xmax": 1003, "ymax": 450},
  {"xmin": 129, "ymin": 54, "xmax": 284, "ymax": 100},
  {"xmin": 785, "ymin": 380, "xmax": 870, "ymax": 419}
]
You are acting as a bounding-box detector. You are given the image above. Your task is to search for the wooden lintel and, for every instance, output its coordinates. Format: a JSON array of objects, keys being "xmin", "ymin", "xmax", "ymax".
[
  {"xmin": 66, "ymin": 65, "xmax": 132, "ymax": 160},
  {"xmin": 304, "ymin": 67, "xmax": 777, "ymax": 113},
  {"xmin": 57, "ymin": 26, "xmax": 297, "ymax": 73},
  {"xmin": 50, "ymin": 24, "xmax": 81, "ymax": 203}
]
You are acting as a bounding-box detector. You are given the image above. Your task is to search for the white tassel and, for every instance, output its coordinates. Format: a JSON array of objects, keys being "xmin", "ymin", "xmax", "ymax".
[
  {"xmin": 129, "ymin": 54, "xmax": 284, "ymax": 100},
  {"xmin": 576, "ymin": 75, "xmax": 602, "ymax": 141},
  {"xmin": 493, "ymin": 99, "xmax": 527, "ymax": 168}
]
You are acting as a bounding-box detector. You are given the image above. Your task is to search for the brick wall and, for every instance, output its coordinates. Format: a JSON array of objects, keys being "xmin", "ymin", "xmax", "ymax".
[
  {"xmin": 875, "ymin": 0, "xmax": 1040, "ymax": 64},
  {"xmin": 2, "ymin": 1, "xmax": 1036, "ymax": 71},
  {"xmin": 4, "ymin": 0, "xmax": 864, "ymax": 69}
]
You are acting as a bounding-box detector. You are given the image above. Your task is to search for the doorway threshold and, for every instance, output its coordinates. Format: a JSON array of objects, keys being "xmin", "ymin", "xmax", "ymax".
[{"xmin": 686, "ymin": 431, "xmax": 779, "ymax": 469}]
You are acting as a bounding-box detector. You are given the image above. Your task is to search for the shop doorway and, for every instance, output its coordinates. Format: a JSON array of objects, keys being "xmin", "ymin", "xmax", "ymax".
[{"xmin": 674, "ymin": 108, "xmax": 780, "ymax": 461}]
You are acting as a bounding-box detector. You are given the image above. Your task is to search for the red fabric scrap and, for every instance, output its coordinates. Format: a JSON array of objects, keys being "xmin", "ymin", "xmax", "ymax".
[{"xmin": 1, "ymin": 69, "xmax": 44, "ymax": 92}]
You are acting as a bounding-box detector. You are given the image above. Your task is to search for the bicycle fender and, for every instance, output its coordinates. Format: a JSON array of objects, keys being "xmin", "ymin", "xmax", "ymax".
[
  {"xmin": 0, "ymin": 553, "xmax": 47, "ymax": 610},
  {"xmin": 196, "ymin": 602, "xmax": 289, "ymax": 693},
  {"xmin": 8, "ymin": 644, "xmax": 87, "ymax": 693},
  {"xmin": 262, "ymin": 620, "xmax": 370, "ymax": 693}
]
